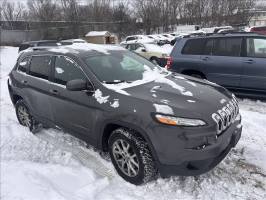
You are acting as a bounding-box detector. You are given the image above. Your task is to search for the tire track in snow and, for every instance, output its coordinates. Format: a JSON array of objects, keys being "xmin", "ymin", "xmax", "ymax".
[{"xmin": 36, "ymin": 130, "xmax": 115, "ymax": 179}]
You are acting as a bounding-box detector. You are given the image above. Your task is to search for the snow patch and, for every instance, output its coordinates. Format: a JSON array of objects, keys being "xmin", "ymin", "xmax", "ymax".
[
  {"xmin": 110, "ymin": 99, "xmax": 119, "ymax": 108},
  {"xmin": 153, "ymin": 104, "xmax": 174, "ymax": 115},
  {"xmin": 93, "ymin": 89, "xmax": 110, "ymax": 104},
  {"xmin": 151, "ymin": 86, "xmax": 161, "ymax": 93},
  {"xmin": 186, "ymin": 81, "xmax": 197, "ymax": 87},
  {"xmin": 220, "ymin": 99, "xmax": 227, "ymax": 104}
]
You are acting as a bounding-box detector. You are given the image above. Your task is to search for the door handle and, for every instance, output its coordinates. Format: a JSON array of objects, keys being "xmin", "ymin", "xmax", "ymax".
[
  {"xmin": 49, "ymin": 89, "xmax": 59, "ymax": 95},
  {"xmin": 21, "ymin": 80, "xmax": 28, "ymax": 85},
  {"xmin": 202, "ymin": 57, "xmax": 210, "ymax": 61},
  {"xmin": 244, "ymin": 59, "xmax": 255, "ymax": 64}
]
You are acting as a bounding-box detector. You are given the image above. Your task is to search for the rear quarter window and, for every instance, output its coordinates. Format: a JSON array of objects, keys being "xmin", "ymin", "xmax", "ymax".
[
  {"xmin": 181, "ymin": 39, "xmax": 205, "ymax": 55},
  {"xmin": 17, "ymin": 57, "xmax": 31, "ymax": 73},
  {"xmin": 29, "ymin": 56, "xmax": 52, "ymax": 80}
]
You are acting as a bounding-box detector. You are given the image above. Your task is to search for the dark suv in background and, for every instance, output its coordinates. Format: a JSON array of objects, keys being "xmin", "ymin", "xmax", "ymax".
[
  {"xmin": 8, "ymin": 44, "xmax": 242, "ymax": 185},
  {"xmin": 167, "ymin": 33, "xmax": 266, "ymax": 99}
]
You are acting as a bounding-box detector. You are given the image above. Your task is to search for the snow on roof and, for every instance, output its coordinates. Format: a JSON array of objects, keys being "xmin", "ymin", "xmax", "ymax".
[
  {"xmin": 85, "ymin": 31, "xmax": 111, "ymax": 37},
  {"xmin": 69, "ymin": 43, "xmax": 125, "ymax": 54}
]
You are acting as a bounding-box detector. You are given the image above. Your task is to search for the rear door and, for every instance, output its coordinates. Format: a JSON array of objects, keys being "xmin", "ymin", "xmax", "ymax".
[
  {"xmin": 200, "ymin": 37, "xmax": 243, "ymax": 87},
  {"xmin": 26, "ymin": 55, "xmax": 53, "ymax": 122},
  {"xmin": 48, "ymin": 55, "xmax": 97, "ymax": 142},
  {"xmin": 241, "ymin": 37, "xmax": 266, "ymax": 91}
]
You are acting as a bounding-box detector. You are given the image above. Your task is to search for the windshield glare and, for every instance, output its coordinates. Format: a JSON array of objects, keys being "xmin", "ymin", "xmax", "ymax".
[{"xmin": 84, "ymin": 51, "xmax": 161, "ymax": 83}]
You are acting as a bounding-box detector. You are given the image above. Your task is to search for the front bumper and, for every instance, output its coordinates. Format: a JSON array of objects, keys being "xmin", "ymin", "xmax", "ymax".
[{"xmin": 147, "ymin": 116, "xmax": 242, "ymax": 177}]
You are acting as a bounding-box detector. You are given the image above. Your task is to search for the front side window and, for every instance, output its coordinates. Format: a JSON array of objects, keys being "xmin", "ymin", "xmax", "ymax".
[
  {"xmin": 29, "ymin": 56, "xmax": 51, "ymax": 80},
  {"xmin": 54, "ymin": 56, "xmax": 86, "ymax": 85},
  {"xmin": 182, "ymin": 39, "xmax": 205, "ymax": 55},
  {"xmin": 17, "ymin": 57, "xmax": 30, "ymax": 73},
  {"xmin": 213, "ymin": 38, "xmax": 242, "ymax": 57},
  {"xmin": 247, "ymin": 38, "xmax": 266, "ymax": 58},
  {"xmin": 84, "ymin": 51, "xmax": 158, "ymax": 83}
]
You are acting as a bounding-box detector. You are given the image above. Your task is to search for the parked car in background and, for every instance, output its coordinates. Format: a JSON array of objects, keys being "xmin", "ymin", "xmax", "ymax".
[
  {"xmin": 167, "ymin": 33, "xmax": 266, "ymax": 99},
  {"xmin": 60, "ymin": 39, "xmax": 87, "ymax": 45},
  {"xmin": 8, "ymin": 43, "xmax": 242, "ymax": 185},
  {"xmin": 18, "ymin": 40, "xmax": 60, "ymax": 52},
  {"xmin": 123, "ymin": 42, "xmax": 169, "ymax": 66},
  {"xmin": 121, "ymin": 35, "xmax": 155, "ymax": 45},
  {"xmin": 249, "ymin": 26, "xmax": 266, "ymax": 35}
]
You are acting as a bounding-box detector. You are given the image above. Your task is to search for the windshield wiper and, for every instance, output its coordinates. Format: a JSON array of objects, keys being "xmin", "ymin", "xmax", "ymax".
[{"xmin": 103, "ymin": 80, "xmax": 132, "ymax": 84}]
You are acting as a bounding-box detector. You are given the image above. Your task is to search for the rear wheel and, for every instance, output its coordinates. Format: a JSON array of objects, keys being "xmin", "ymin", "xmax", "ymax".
[
  {"xmin": 15, "ymin": 99, "xmax": 41, "ymax": 133},
  {"xmin": 108, "ymin": 128, "xmax": 157, "ymax": 185}
]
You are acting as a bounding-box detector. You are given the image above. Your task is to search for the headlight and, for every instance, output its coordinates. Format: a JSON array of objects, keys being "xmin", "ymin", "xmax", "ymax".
[{"xmin": 155, "ymin": 114, "xmax": 206, "ymax": 127}]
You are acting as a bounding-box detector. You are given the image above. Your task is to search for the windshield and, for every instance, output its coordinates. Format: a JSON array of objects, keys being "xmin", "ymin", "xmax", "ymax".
[{"xmin": 84, "ymin": 51, "xmax": 160, "ymax": 83}]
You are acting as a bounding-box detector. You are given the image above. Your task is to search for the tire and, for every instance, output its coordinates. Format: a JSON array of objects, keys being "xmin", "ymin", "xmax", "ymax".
[
  {"xmin": 15, "ymin": 99, "xmax": 41, "ymax": 133},
  {"xmin": 108, "ymin": 128, "xmax": 158, "ymax": 185}
]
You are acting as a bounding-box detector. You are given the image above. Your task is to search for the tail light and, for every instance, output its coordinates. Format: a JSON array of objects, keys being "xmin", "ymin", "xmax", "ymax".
[{"xmin": 165, "ymin": 57, "xmax": 173, "ymax": 70}]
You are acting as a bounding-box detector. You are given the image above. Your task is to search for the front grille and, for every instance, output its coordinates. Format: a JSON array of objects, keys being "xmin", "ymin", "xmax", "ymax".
[{"xmin": 212, "ymin": 97, "xmax": 239, "ymax": 135}]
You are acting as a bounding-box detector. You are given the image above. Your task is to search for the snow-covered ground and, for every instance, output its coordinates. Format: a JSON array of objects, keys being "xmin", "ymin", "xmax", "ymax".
[{"xmin": 1, "ymin": 47, "xmax": 266, "ymax": 200}]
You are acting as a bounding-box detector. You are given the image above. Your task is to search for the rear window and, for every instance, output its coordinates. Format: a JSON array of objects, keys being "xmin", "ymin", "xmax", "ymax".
[
  {"xmin": 38, "ymin": 42, "xmax": 58, "ymax": 46},
  {"xmin": 29, "ymin": 56, "xmax": 52, "ymax": 80},
  {"xmin": 182, "ymin": 39, "xmax": 205, "ymax": 55},
  {"xmin": 213, "ymin": 38, "xmax": 242, "ymax": 57}
]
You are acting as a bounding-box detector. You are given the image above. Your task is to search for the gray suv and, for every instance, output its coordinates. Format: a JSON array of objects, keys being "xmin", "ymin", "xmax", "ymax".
[
  {"xmin": 8, "ymin": 44, "xmax": 242, "ymax": 185},
  {"xmin": 167, "ymin": 33, "xmax": 266, "ymax": 99}
]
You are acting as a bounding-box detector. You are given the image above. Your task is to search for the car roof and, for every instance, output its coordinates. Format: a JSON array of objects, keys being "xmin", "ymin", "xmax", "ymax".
[{"xmin": 19, "ymin": 43, "xmax": 126, "ymax": 58}]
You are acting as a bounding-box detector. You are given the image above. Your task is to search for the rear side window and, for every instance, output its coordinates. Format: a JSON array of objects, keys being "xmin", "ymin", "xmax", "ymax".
[
  {"xmin": 29, "ymin": 56, "xmax": 52, "ymax": 80},
  {"xmin": 17, "ymin": 57, "xmax": 30, "ymax": 73},
  {"xmin": 213, "ymin": 38, "xmax": 242, "ymax": 57},
  {"xmin": 182, "ymin": 39, "xmax": 205, "ymax": 55},
  {"xmin": 247, "ymin": 38, "xmax": 266, "ymax": 58},
  {"xmin": 203, "ymin": 39, "xmax": 214, "ymax": 55},
  {"xmin": 54, "ymin": 56, "xmax": 86, "ymax": 85}
]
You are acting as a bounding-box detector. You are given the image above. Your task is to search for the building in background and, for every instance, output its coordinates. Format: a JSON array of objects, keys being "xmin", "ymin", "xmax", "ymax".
[
  {"xmin": 249, "ymin": 10, "xmax": 266, "ymax": 26},
  {"xmin": 84, "ymin": 31, "xmax": 118, "ymax": 44}
]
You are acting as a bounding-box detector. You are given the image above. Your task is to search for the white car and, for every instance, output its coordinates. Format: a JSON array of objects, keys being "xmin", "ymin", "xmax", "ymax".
[
  {"xmin": 123, "ymin": 42, "xmax": 169, "ymax": 67},
  {"xmin": 121, "ymin": 35, "xmax": 155, "ymax": 45}
]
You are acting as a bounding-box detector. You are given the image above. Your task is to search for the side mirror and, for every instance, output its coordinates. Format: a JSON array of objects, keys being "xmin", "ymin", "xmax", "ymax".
[{"xmin": 66, "ymin": 79, "xmax": 93, "ymax": 91}]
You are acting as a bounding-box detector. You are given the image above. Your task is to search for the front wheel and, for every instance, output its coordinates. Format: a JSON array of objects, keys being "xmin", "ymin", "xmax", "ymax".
[
  {"xmin": 15, "ymin": 99, "xmax": 40, "ymax": 133},
  {"xmin": 108, "ymin": 128, "xmax": 158, "ymax": 185}
]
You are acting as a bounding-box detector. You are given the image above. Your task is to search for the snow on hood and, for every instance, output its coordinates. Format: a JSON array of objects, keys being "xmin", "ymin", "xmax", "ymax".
[
  {"xmin": 103, "ymin": 67, "xmax": 193, "ymax": 97},
  {"xmin": 153, "ymin": 104, "xmax": 174, "ymax": 115}
]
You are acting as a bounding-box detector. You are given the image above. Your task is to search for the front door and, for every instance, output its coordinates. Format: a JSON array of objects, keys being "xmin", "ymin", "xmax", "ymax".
[
  {"xmin": 241, "ymin": 37, "xmax": 266, "ymax": 92},
  {"xmin": 48, "ymin": 55, "xmax": 97, "ymax": 142}
]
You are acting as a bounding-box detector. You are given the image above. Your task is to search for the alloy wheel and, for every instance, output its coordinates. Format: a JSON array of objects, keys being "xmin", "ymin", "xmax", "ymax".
[{"xmin": 112, "ymin": 139, "xmax": 140, "ymax": 177}]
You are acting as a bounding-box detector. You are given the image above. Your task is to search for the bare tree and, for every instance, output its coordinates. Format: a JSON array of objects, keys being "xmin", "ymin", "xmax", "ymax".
[{"xmin": 0, "ymin": 0, "xmax": 25, "ymax": 29}]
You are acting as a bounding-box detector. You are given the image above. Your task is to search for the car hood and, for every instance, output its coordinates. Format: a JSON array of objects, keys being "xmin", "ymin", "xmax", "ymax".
[{"xmin": 105, "ymin": 73, "xmax": 233, "ymax": 119}]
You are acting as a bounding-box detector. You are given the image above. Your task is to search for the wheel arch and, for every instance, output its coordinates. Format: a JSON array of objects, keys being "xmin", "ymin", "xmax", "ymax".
[{"xmin": 99, "ymin": 121, "xmax": 159, "ymax": 162}]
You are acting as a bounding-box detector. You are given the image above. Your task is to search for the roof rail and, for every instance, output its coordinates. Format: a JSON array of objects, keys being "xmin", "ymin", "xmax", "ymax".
[{"xmin": 183, "ymin": 31, "xmax": 261, "ymax": 38}]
